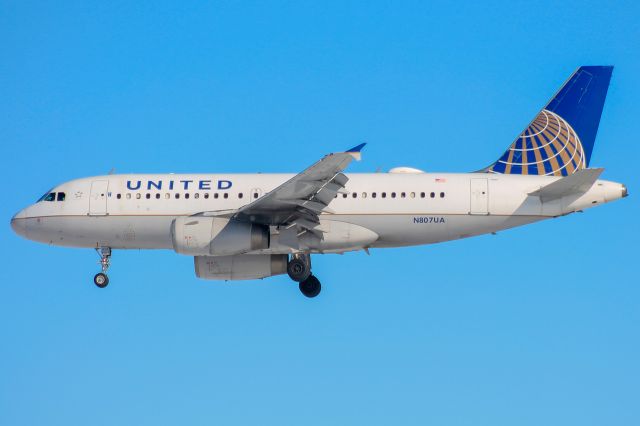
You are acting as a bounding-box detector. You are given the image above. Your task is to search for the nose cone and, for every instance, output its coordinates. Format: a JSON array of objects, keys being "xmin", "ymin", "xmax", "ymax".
[{"xmin": 10, "ymin": 209, "xmax": 27, "ymax": 237}]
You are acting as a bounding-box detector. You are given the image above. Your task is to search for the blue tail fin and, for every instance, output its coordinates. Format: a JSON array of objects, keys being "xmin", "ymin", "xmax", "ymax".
[{"xmin": 487, "ymin": 66, "xmax": 613, "ymax": 176}]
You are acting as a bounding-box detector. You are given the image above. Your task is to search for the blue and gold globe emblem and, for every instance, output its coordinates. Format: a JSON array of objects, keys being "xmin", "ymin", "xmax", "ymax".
[{"xmin": 489, "ymin": 109, "xmax": 586, "ymax": 176}]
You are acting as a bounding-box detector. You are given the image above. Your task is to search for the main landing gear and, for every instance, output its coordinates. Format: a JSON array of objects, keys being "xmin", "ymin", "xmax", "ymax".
[
  {"xmin": 93, "ymin": 247, "xmax": 111, "ymax": 288},
  {"xmin": 287, "ymin": 253, "xmax": 321, "ymax": 298}
]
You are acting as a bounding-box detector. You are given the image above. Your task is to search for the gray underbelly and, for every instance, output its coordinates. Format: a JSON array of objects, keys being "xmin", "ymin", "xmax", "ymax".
[
  {"xmin": 329, "ymin": 213, "xmax": 545, "ymax": 247},
  {"xmin": 20, "ymin": 213, "xmax": 546, "ymax": 250},
  {"xmin": 21, "ymin": 215, "xmax": 175, "ymax": 249}
]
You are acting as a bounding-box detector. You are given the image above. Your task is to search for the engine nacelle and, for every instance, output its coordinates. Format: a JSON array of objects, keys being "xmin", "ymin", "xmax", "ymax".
[
  {"xmin": 194, "ymin": 254, "xmax": 288, "ymax": 280},
  {"xmin": 171, "ymin": 216, "xmax": 269, "ymax": 256}
]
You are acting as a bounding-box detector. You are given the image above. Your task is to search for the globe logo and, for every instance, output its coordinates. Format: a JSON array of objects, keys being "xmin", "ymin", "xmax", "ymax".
[{"xmin": 489, "ymin": 109, "xmax": 586, "ymax": 176}]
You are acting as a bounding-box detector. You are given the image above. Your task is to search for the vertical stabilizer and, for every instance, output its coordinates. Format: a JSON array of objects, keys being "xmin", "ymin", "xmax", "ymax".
[{"xmin": 487, "ymin": 66, "xmax": 613, "ymax": 176}]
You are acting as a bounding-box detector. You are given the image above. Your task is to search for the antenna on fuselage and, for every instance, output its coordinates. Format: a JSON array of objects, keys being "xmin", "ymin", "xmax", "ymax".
[{"xmin": 108, "ymin": 168, "xmax": 116, "ymax": 175}]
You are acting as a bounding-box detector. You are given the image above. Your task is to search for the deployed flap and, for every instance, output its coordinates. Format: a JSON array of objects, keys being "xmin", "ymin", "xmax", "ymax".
[
  {"xmin": 231, "ymin": 143, "xmax": 366, "ymax": 226},
  {"xmin": 529, "ymin": 168, "xmax": 604, "ymax": 202}
]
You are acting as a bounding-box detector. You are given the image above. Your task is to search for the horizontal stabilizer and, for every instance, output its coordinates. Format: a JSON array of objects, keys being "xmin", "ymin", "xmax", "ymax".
[{"xmin": 529, "ymin": 168, "xmax": 604, "ymax": 202}]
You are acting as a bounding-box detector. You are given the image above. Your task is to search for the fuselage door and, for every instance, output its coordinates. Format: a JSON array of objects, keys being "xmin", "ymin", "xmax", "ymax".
[
  {"xmin": 89, "ymin": 180, "xmax": 109, "ymax": 216},
  {"xmin": 470, "ymin": 178, "xmax": 489, "ymax": 215}
]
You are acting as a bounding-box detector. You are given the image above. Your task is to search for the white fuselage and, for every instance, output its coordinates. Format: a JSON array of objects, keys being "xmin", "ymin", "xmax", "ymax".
[{"xmin": 11, "ymin": 172, "xmax": 626, "ymax": 254}]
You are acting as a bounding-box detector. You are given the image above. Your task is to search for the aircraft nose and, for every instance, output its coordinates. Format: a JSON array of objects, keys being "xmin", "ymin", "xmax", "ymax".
[{"xmin": 10, "ymin": 209, "xmax": 27, "ymax": 237}]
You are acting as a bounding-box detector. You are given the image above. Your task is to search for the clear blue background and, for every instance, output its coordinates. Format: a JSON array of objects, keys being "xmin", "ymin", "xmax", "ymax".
[{"xmin": 1, "ymin": 1, "xmax": 638, "ymax": 425}]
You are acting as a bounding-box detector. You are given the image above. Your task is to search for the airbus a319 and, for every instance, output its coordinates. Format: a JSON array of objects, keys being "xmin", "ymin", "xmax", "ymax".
[{"xmin": 10, "ymin": 66, "xmax": 627, "ymax": 297}]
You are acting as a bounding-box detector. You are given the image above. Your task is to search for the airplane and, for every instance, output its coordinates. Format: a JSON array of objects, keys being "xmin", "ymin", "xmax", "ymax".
[{"xmin": 10, "ymin": 66, "xmax": 627, "ymax": 298}]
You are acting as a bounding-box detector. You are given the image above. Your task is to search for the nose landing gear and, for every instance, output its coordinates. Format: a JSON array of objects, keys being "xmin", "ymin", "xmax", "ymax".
[
  {"xmin": 94, "ymin": 272, "xmax": 109, "ymax": 288},
  {"xmin": 287, "ymin": 254, "xmax": 321, "ymax": 298},
  {"xmin": 93, "ymin": 247, "xmax": 111, "ymax": 288}
]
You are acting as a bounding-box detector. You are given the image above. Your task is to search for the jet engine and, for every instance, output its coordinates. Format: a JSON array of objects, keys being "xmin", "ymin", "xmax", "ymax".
[
  {"xmin": 171, "ymin": 216, "xmax": 269, "ymax": 256},
  {"xmin": 194, "ymin": 254, "xmax": 288, "ymax": 280}
]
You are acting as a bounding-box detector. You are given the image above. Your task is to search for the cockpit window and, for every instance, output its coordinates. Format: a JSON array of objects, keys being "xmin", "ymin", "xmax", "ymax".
[
  {"xmin": 36, "ymin": 189, "xmax": 66, "ymax": 202},
  {"xmin": 37, "ymin": 189, "xmax": 54, "ymax": 202}
]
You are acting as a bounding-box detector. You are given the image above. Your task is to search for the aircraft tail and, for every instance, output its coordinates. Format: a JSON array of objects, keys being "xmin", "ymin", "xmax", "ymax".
[{"xmin": 487, "ymin": 66, "xmax": 613, "ymax": 176}]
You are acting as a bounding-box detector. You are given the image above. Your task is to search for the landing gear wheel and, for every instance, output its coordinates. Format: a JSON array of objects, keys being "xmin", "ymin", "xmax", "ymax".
[
  {"xmin": 94, "ymin": 247, "xmax": 112, "ymax": 288},
  {"xmin": 299, "ymin": 275, "xmax": 321, "ymax": 298},
  {"xmin": 287, "ymin": 257, "xmax": 310, "ymax": 282},
  {"xmin": 94, "ymin": 273, "xmax": 109, "ymax": 288}
]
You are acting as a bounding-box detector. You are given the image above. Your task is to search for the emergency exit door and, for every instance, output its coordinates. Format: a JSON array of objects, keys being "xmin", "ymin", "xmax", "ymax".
[
  {"xmin": 89, "ymin": 180, "xmax": 109, "ymax": 216},
  {"xmin": 470, "ymin": 178, "xmax": 489, "ymax": 215}
]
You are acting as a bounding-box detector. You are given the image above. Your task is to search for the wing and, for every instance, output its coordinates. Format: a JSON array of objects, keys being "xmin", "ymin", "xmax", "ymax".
[{"xmin": 231, "ymin": 143, "xmax": 365, "ymax": 234}]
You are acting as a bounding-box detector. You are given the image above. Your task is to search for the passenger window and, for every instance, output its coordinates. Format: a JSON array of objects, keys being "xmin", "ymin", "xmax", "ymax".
[
  {"xmin": 362, "ymin": 192, "xmax": 367, "ymax": 198},
  {"xmin": 430, "ymin": 192, "xmax": 435, "ymax": 198},
  {"xmin": 253, "ymin": 192, "xmax": 259, "ymax": 199},
  {"xmin": 126, "ymin": 193, "xmax": 131, "ymax": 199},
  {"xmin": 156, "ymin": 193, "xmax": 161, "ymax": 199},
  {"xmin": 391, "ymin": 192, "xmax": 396, "ymax": 198},
  {"xmin": 342, "ymin": 193, "xmax": 347, "ymax": 198},
  {"xmin": 175, "ymin": 193, "xmax": 180, "ymax": 199},
  {"xmin": 410, "ymin": 192, "xmax": 415, "ymax": 198},
  {"xmin": 204, "ymin": 193, "xmax": 210, "ymax": 199},
  {"xmin": 136, "ymin": 193, "xmax": 141, "ymax": 199},
  {"xmin": 185, "ymin": 193, "xmax": 190, "ymax": 199},
  {"xmin": 146, "ymin": 193, "xmax": 151, "ymax": 199},
  {"xmin": 194, "ymin": 193, "xmax": 200, "ymax": 199},
  {"xmin": 44, "ymin": 193, "xmax": 56, "ymax": 202},
  {"xmin": 440, "ymin": 192, "xmax": 445, "ymax": 198},
  {"xmin": 165, "ymin": 193, "xmax": 170, "ymax": 199},
  {"xmin": 372, "ymin": 192, "xmax": 377, "ymax": 198},
  {"xmin": 238, "ymin": 193, "xmax": 243, "ymax": 199},
  {"xmin": 117, "ymin": 194, "xmax": 122, "ymax": 199},
  {"xmin": 401, "ymin": 192, "xmax": 406, "ymax": 198},
  {"xmin": 420, "ymin": 192, "xmax": 425, "ymax": 198},
  {"xmin": 57, "ymin": 192, "xmax": 66, "ymax": 201},
  {"xmin": 223, "ymin": 193, "xmax": 228, "ymax": 199},
  {"xmin": 214, "ymin": 193, "xmax": 219, "ymax": 199},
  {"xmin": 352, "ymin": 192, "xmax": 357, "ymax": 198},
  {"xmin": 381, "ymin": 192, "xmax": 386, "ymax": 198}
]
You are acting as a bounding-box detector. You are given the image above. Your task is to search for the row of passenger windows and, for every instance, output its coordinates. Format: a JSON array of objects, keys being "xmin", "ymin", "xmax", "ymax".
[
  {"xmin": 115, "ymin": 192, "xmax": 252, "ymax": 200},
  {"xmin": 35, "ymin": 189, "xmax": 446, "ymax": 203},
  {"xmin": 113, "ymin": 191, "xmax": 446, "ymax": 200},
  {"xmin": 38, "ymin": 192, "xmax": 66, "ymax": 202},
  {"xmin": 338, "ymin": 191, "xmax": 445, "ymax": 199}
]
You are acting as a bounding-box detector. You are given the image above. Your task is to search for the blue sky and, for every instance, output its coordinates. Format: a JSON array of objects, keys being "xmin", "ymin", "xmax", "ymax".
[{"xmin": 1, "ymin": 1, "xmax": 639, "ymax": 424}]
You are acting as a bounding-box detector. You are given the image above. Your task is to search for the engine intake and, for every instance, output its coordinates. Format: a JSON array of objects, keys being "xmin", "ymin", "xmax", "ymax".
[{"xmin": 171, "ymin": 217, "xmax": 269, "ymax": 256}]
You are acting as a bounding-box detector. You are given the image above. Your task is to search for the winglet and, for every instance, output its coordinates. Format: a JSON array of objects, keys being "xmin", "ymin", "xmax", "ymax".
[{"xmin": 346, "ymin": 143, "xmax": 366, "ymax": 161}]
